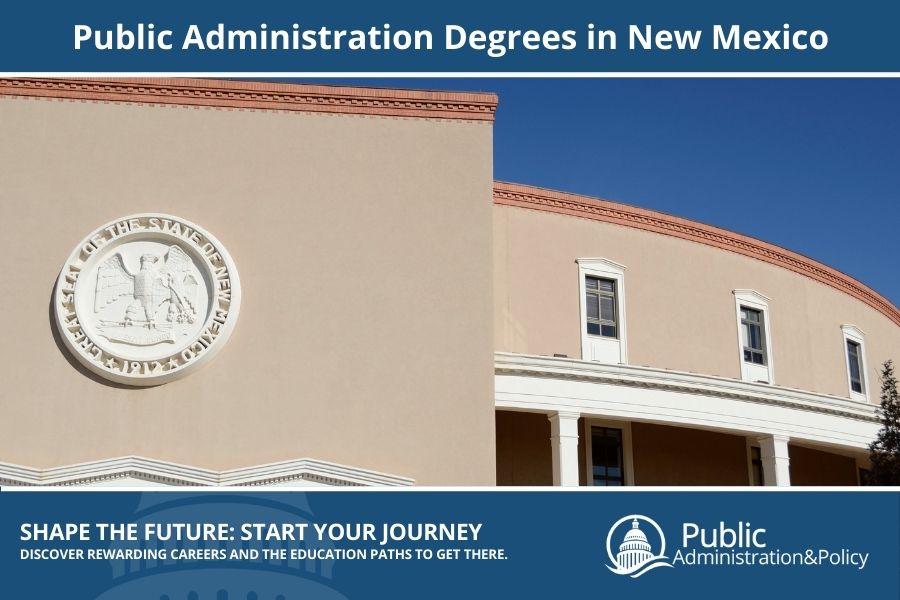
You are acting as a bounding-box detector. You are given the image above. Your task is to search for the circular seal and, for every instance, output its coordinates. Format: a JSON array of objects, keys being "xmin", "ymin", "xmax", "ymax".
[{"xmin": 53, "ymin": 214, "xmax": 241, "ymax": 386}]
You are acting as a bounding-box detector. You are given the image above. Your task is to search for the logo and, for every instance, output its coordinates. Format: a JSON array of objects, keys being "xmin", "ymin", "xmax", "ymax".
[
  {"xmin": 54, "ymin": 214, "xmax": 241, "ymax": 385},
  {"xmin": 606, "ymin": 515, "xmax": 673, "ymax": 578}
]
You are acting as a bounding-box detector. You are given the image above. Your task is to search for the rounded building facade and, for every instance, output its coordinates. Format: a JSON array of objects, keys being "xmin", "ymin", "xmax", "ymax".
[
  {"xmin": 0, "ymin": 78, "xmax": 896, "ymax": 487},
  {"xmin": 493, "ymin": 183, "xmax": 899, "ymax": 487}
]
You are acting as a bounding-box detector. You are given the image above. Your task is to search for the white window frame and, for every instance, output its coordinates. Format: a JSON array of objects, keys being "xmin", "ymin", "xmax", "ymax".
[
  {"xmin": 732, "ymin": 289, "xmax": 774, "ymax": 384},
  {"xmin": 841, "ymin": 325, "xmax": 870, "ymax": 403},
  {"xmin": 577, "ymin": 258, "xmax": 627, "ymax": 364},
  {"xmin": 583, "ymin": 418, "xmax": 634, "ymax": 486}
]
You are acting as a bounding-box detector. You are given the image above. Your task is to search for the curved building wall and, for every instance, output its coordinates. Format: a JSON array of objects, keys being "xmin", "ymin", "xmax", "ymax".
[{"xmin": 494, "ymin": 197, "xmax": 899, "ymax": 402}]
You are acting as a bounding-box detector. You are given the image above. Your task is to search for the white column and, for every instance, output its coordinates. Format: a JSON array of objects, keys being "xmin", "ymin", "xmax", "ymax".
[
  {"xmin": 548, "ymin": 411, "xmax": 581, "ymax": 487},
  {"xmin": 758, "ymin": 435, "xmax": 791, "ymax": 487}
]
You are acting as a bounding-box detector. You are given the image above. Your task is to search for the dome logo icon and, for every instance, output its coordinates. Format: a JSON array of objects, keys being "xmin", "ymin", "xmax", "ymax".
[{"xmin": 606, "ymin": 515, "xmax": 674, "ymax": 578}]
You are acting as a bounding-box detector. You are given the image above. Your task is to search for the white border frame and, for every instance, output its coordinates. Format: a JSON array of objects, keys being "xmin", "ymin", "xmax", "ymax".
[
  {"xmin": 583, "ymin": 417, "xmax": 635, "ymax": 486},
  {"xmin": 733, "ymin": 289, "xmax": 774, "ymax": 384},
  {"xmin": 6, "ymin": 73, "xmax": 900, "ymax": 78},
  {"xmin": 577, "ymin": 258, "xmax": 628, "ymax": 364},
  {"xmin": 841, "ymin": 324, "xmax": 870, "ymax": 403}
]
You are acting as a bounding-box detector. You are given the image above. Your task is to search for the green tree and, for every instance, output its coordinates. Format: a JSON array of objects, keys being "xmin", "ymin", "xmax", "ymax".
[{"xmin": 868, "ymin": 360, "xmax": 900, "ymax": 485}]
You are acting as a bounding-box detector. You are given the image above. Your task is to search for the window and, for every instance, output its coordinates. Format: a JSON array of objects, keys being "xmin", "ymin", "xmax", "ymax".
[
  {"xmin": 859, "ymin": 467, "xmax": 871, "ymax": 486},
  {"xmin": 591, "ymin": 426, "xmax": 624, "ymax": 486},
  {"xmin": 847, "ymin": 340, "xmax": 864, "ymax": 394},
  {"xmin": 577, "ymin": 258, "xmax": 627, "ymax": 364},
  {"xmin": 585, "ymin": 276, "xmax": 617, "ymax": 338},
  {"xmin": 841, "ymin": 325, "xmax": 868, "ymax": 401},
  {"xmin": 750, "ymin": 446, "xmax": 763, "ymax": 486},
  {"xmin": 732, "ymin": 290, "xmax": 773, "ymax": 384},
  {"xmin": 740, "ymin": 307, "xmax": 767, "ymax": 365},
  {"xmin": 584, "ymin": 419, "xmax": 634, "ymax": 486}
]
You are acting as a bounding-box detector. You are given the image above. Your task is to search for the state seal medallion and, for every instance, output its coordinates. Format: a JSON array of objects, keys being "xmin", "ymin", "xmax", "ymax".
[{"xmin": 54, "ymin": 215, "xmax": 241, "ymax": 385}]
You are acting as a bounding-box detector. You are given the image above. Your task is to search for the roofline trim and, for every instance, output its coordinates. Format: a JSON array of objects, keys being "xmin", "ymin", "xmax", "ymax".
[
  {"xmin": 0, "ymin": 77, "xmax": 498, "ymax": 121},
  {"xmin": 0, "ymin": 455, "xmax": 415, "ymax": 487},
  {"xmin": 494, "ymin": 181, "xmax": 899, "ymax": 327}
]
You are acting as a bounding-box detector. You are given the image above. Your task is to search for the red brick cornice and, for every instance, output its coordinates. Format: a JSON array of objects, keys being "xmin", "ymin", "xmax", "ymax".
[
  {"xmin": 494, "ymin": 182, "xmax": 900, "ymax": 327},
  {"xmin": 0, "ymin": 77, "xmax": 498, "ymax": 121}
]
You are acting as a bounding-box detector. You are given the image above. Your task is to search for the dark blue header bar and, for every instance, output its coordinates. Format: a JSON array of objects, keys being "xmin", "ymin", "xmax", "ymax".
[{"xmin": 2, "ymin": 0, "xmax": 899, "ymax": 72}]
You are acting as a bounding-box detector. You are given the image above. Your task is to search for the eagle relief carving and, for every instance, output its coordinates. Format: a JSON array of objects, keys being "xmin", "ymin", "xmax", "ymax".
[
  {"xmin": 93, "ymin": 245, "xmax": 201, "ymax": 346},
  {"xmin": 55, "ymin": 214, "xmax": 240, "ymax": 385}
]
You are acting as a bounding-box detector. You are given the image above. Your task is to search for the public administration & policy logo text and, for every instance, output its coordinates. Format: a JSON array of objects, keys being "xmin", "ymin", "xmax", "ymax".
[{"xmin": 605, "ymin": 514, "xmax": 869, "ymax": 579}]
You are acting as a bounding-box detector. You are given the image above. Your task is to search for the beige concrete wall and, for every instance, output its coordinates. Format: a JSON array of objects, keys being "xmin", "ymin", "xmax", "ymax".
[
  {"xmin": 0, "ymin": 96, "xmax": 495, "ymax": 485},
  {"xmin": 789, "ymin": 445, "xmax": 858, "ymax": 486},
  {"xmin": 631, "ymin": 423, "xmax": 749, "ymax": 485},
  {"xmin": 495, "ymin": 205, "xmax": 900, "ymax": 401},
  {"xmin": 495, "ymin": 410, "xmax": 552, "ymax": 485}
]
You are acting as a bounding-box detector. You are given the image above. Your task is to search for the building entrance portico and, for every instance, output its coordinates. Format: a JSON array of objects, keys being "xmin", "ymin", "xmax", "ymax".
[{"xmin": 495, "ymin": 353, "xmax": 875, "ymax": 487}]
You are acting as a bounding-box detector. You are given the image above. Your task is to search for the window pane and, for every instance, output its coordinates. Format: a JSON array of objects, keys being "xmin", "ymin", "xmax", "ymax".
[
  {"xmin": 848, "ymin": 354, "xmax": 861, "ymax": 380},
  {"xmin": 587, "ymin": 322, "xmax": 601, "ymax": 335},
  {"xmin": 740, "ymin": 306, "xmax": 767, "ymax": 365},
  {"xmin": 745, "ymin": 349, "xmax": 764, "ymax": 365},
  {"xmin": 592, "ymin": 426, "xmax": 624, "ymax": 486},
  {"xmin": 752, "ymin": 464, "xmax": 763, "ymax": 486},
  {"xmin": 599, "ymin": 295, "xmax": 615, "ymax": 321},
  {"xmin": 586, "ymin": 277, "xmax": 598, "ymax": 290},
  {"xmin": 749, "ymin": 324, "xmax": 761, "ymax": 350},
  {"xmin": 847, "ymin": 341, "xmax": 863, "ymax": 393},
  {"xmin": 750, "ymin": 446, "xmax": 763, "ymax": 485},
  {"xmin": 597, "ymin": 279, "xmax": 614, "ymax": 293},
  {"xmin": 601, "ymin": 324, "xmax": 617, "ymax": 338},
  {"xmin": 586, "ymin": 294, "xmax": 600, "ymax": 320}
]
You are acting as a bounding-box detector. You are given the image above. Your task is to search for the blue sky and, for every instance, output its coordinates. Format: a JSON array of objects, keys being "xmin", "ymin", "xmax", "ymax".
[{"xmin": 324, "ymin": 78, "xmax": 899, "ymax": 304}]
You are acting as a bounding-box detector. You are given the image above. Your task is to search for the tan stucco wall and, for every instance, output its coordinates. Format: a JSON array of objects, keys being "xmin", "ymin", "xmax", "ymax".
[
  {"xmin": 789, "ymin": 445, "xmax": 858, "ymax": 485},
  {"xmin": 495, "ymin": 410, "xmax": 552, "ymax": 485},
  {"xmin": 494, "ymin": 205, "xmax": 900, "ymax": 401},
  {"xmin": 0, "ymin": 96, "xmax": 495, "ymax": 485},
  {"xmin": 631, "ymin": 423, "xmax": 749, "ymax": 485}
]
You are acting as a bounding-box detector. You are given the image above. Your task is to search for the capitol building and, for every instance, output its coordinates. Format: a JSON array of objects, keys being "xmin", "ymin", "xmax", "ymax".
[
  {"xmin": 616, "ymin": 520, "xmax": 655, "ymax": 570},
  {"xmin": 0, "ymin": 77, "xmax": 896, "ymax": 487}
]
